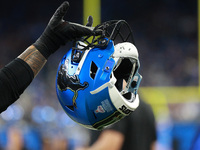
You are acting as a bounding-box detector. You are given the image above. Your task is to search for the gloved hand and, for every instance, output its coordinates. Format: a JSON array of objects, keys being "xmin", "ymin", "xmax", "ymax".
[{"xmin": 33, "ymin": 1, "xmax": 94, "ymax": 59}]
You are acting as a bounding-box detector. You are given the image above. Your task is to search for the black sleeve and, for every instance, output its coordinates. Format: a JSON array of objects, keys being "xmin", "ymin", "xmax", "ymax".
[{"xmin": 0, "ymin": 58, "xmax": 34, "ymax": 113}]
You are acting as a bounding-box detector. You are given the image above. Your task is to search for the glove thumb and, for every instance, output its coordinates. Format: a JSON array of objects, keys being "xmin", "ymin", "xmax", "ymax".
[{"xmin": 86, "ymin": 16, "xmax": 93, "ymax": 27}]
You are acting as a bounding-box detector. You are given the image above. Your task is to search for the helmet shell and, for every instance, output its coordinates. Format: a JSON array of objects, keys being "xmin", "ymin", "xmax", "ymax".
[{"xmin": 56, "ymin": 40, "xmax": 141, "ymax": 130}]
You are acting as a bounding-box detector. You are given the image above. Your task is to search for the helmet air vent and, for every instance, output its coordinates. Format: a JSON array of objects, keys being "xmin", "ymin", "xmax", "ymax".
[{"xmin": 90, "ymin": 61, "xmax": 98, "ymax": 79}]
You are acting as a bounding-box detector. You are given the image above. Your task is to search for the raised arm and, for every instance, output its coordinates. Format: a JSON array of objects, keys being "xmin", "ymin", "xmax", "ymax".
[{"xmin": 0, "ymin": 1, "xmax": 94, "ymax": 113}]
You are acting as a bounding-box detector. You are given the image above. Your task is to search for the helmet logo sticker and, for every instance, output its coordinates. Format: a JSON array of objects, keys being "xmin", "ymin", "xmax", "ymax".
[
  {"xmin": 57, "ymin": 59, "xmax": 89, "ymax": 110},
  {"xmin": 95, "ymin": 105, "xmax": 105, "ymax": 113}
]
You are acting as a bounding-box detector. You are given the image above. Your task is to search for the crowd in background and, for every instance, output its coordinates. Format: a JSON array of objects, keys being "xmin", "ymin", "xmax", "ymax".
[{"xmin": 0, "ymin": 0, "xmax": 198, "ymax": 149}]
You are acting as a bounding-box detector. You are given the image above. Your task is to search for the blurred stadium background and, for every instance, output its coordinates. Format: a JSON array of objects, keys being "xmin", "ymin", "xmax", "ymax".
[{"xmin": 0, "ymin": 0, "xmax": 198, "ymax": 149}]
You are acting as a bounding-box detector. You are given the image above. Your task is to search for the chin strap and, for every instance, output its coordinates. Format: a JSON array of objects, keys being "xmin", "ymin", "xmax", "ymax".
[{"xmin": 90, "ymin": 73, "xmax": 116, "ymax": 95}]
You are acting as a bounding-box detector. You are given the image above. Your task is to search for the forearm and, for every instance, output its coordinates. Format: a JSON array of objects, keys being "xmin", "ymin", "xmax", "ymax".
[
  {"xmin": 0, "ymin": 57, "xmax": 34, "ymax": 112},
  {"xmin": 0, "ymin": 45, "xmax": 46, "ymax": 113},
  {"xmin": 151, "ymin": 141, "xmax": 157, "ymax": 150},
  {"xmin": 17, "ymin": 45, "xmax": 47, "ymax": 77},
  {"xmin": 0, "ymin": 1, "xmax": 94, "ymax": 113},
  {"xmin": 76, "ymin": 130, "xmax": 124, "ymax": 150}
]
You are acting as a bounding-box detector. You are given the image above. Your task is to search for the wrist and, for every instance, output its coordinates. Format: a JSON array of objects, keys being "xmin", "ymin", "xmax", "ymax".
[
  {"xmin": 18, "ymin": 45, "xmax": 47, "ymax": 77},
  {"xmin": 33, "ymin": 26, "xmax": 65, "ymax": 59}
]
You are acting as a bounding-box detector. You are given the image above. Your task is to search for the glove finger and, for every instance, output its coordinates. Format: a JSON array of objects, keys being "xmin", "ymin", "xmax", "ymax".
[
  {"xmin": 86, "ymin": 16, "xmax": 93, "ymax": 27},
  {"xmin": 75, "ymin": 27, "xmax": 93, "ymax": 37},
  {"xmin": 69, "ymin": 22, "xmax": 94, "ymax": 35},
  {"xmin": 93, "ymin": 29, "xmax": 103, "ymax": 35},
  {"xmin": 51, "ymin": 1, "xmax": 69, "ymax": 23}
]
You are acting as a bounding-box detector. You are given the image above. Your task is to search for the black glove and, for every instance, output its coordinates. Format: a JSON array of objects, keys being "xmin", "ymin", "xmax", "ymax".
[{"xmin": 33, "ymin": 1, "xmax": 94, "ymax": 59}]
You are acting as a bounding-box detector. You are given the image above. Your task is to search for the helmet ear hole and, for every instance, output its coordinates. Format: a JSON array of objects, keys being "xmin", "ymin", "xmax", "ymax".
[{"xmin": 131, "ymin": 81, "xmax": 137, "ymax": 88}]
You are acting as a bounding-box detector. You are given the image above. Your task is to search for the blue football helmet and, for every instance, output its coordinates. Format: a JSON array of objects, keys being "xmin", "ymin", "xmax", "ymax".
[{"xmin": 56, "ymin": 20, "xmax": 142, "ymax": 130}]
